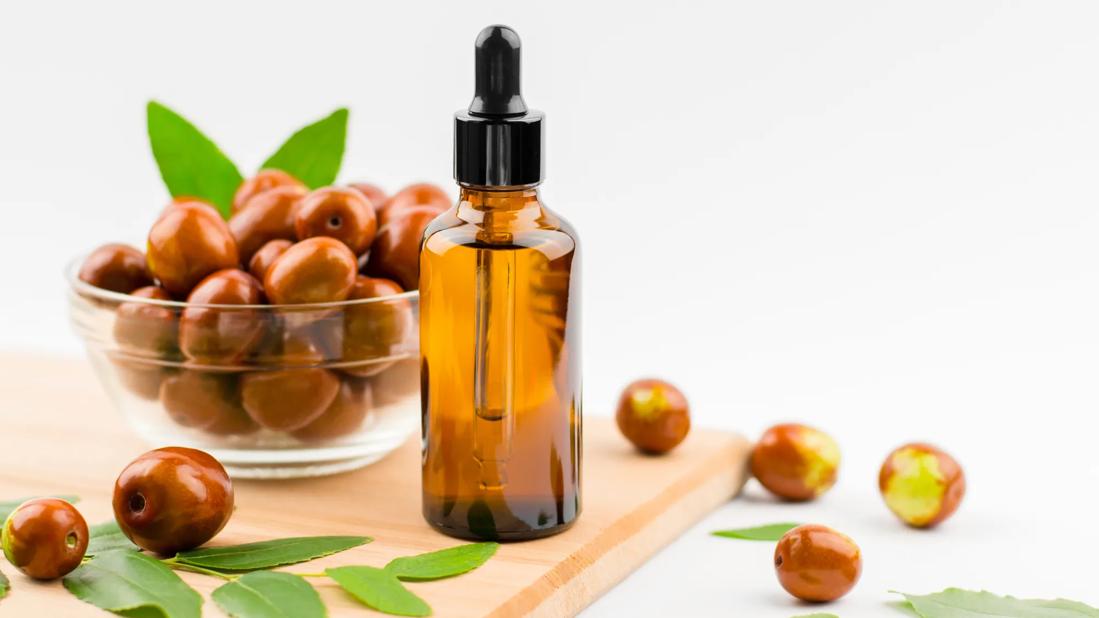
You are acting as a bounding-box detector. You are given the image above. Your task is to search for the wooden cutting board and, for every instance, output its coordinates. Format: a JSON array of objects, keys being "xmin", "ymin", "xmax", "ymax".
[{"xmin": 0, "ymin": 355, "xmax": 751, "ymax": 617}]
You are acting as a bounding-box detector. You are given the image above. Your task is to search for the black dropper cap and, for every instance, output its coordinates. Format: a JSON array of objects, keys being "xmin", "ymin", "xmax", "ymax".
[{"xmin": 454, "ymin": 25, "xmax": 544, "ymax": 187}]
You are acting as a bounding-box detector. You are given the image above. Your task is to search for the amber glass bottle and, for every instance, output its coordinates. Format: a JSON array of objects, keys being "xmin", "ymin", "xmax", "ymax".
[{"xmin": 419, "ymin": 25, "xmax": 581, "ymax": 540}]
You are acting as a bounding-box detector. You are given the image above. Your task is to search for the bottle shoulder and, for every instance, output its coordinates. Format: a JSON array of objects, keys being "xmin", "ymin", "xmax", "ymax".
[{"xmin": 422, "ymin": 203, "xmax": 579, "ymax": 260}]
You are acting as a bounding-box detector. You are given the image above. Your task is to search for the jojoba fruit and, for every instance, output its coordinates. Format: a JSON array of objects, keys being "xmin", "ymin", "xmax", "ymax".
[
  {"xmin": 147, "ymin": 200, "xmax": 239, "ymax": 296},
  {"xmin": 342, "ymin": 276, "xmax": 411, "ymax": 376},
  {"xmin": 292, "ymin": 378, "xmax": 371, "ymax": 441},
  {"xmin": 364, "ymin": 206, "xmax": 439, "ymax": 291},
  {"xmin": 179, "ymin": 269, "xmax": 265, "ymax": 363},
  {"xmin": 232, "ymin": 169, "xmax": 304, "ymax": 214},
  {"xmin": 114, "ymin": 285, "xmax": 179, "ymax": 357},
  {"xmin": 242, "ymin": 367, "xmax": 340, "ymax": 431},
  {"xmin": 615, "ymin": 378, "xmax": 691, "ymax": 454},
  {"xmin": 751, "ymin": 423, "xmax": 840, "ymax": 501},
  {"xmin": 369, "ymin": 358, "xmax": 420, "ymax": 407},
  {"xmin": 879, "ymin": 442, "xmax": 965, "ymax": 528},
  {"xmin": 348, "ymin": 182, "xmax": 387, "ymax": 210},
  {"xmin": 294, "ymin": 186, "xmax": 377, "ymax": 254},
  {"xmin": 248, "ymin": 239, "xmax": 293, "ymax": 281},
  {"xmin": 112, "ymin": 359, "xmax": 172, "ymax": 401},
  {"xmin": 1, "ymin": 498, "xmax": 88, "ymax": 580},
  {"xmin": 379, "ymin": 182, "xmax": 450, "ymax": 227},
  {"xmin": 229, "ymin": 184, "xmax": 307, "ymax": 262},
  {"xmin": 113, "ymin": 447, "xmax": 234, "ymax": 555},
  {"xmin": 264, "ymin": 237, "xmax": 357, "ymax": 304},
  {"xmin": 79, "ymin": 243, "xmax": 153, "ymax": 293},
  {"xmin": 159, "ymin": 370, "xmax": 258, "ymax": 435},
  {"xmin": 774, "ymin": 524, "xmax": 861, "ymax": 603}
]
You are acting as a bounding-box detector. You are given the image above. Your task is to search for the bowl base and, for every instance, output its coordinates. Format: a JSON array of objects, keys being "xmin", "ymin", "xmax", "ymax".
[{"xmin": 217, "ymin": 451, "xmax": 391, "ymax": 479}]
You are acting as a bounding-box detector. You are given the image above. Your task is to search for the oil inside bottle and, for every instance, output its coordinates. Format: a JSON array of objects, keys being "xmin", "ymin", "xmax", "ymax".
[{"xmin": 420, "ymin": 187, "xmax": 581, "ymax": 540}]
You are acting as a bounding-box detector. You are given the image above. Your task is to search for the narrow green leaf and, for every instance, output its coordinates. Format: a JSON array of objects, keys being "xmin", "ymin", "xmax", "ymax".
[
  {"xmin": 176, "ymin": 536, "xmax": 369, "ymax": 572},
  {"xmin": 147, "ymin": 100, "xmax": 243, "ymax": 217},
  {"xmin": 385, "ymin": 542, "xmax": 498, "ymax": 581},
  {"xmin": 793, "ymin": 614, "xmax": 839, "ymax": 618},
  {"xmin": 212, "ymin": 571, "xmax": 325, "ymax": 618},
  {"xmin": 87, "ymin": 520, "xmax": 140, "ymax": 556},
  {"xmin": 893, "ymin": 589, "xmax": 1099, "ymax": 617},
  {"xmin": 327, "ymin": 566, "xmax": 430, "ymax": 617},
  {"xmin": 63, "ymin": 549, "xmax": 202, "ymax": 618},
  {"xmin": 0, "ymin": 495, "xmax": 79, "ymax": 523},
  {"xmin": 261, "ymin": 108, "xmax": 348, "ymax": 188},
  {"xmin": 0, "ymin": 567, "xmax": 9, "ymax": 600},
  {"xmin": 711, "ymin": 522, "xmax": 800, "ymax": 541}
]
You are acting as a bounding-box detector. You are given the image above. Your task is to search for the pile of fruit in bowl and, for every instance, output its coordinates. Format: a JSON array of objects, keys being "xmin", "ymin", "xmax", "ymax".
[{"xmin": 70, "ymin": 174, "xmax": 449, "ymax": 478}]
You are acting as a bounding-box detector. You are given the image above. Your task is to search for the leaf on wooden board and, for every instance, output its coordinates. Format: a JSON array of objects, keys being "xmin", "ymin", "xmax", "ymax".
[
  {"xmin": 0, "ymin": 567, "xmax": 9, "ymax": 600},
  {"xmin": 175, "ymin": 536, "xmax": 369, "ymax": 571},
  {"xmin": 711, "ymin": 522, "xmax": 801, "ymax": 541},
  {"xmin": 212, "ymin": 571, "xmax": 325, "ymax": 618},
  {"xmin": 327, "ymin": 566, "xmax": 431, "ymax": 617},
  {"xmin": 260, "ymin": 108, "xmax": 348, "ymax": 189},
  {"xmin": 147, "ymin": 100, "xmax": 243, "ymax": 218},
  {"xmin": 384, "ymin": 542, "xmax": 498, "ymax": 581},
  {"xmin": 87, "ymin": 520, "xmax": 140, "ymax": 556},
  {"xmin": 63, "ymin": 549, "xmax": 202, "ymax": 618},
  {"xmin": 793, "ymin": 613, "xmax": 840, "ymax": 618},
  {"xmin": 893, "ymin": 588, "xmax": 1099, "ymax": 617}
]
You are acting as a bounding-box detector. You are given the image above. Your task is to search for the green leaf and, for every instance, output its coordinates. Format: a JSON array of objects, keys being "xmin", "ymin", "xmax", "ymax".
[
  {"xmin": 711, "ymin": 522, "xmax": 800, "ymax": 541},
  {"xmin": 87, "ymin": 520, "xmax": 140, "ymax": 556},
  {"xmin": 261, "ymin": 108, "xmax": 348, "ymax": 189},
  {"xmin": 63, "ymin": 549, "xmax": 202, "ymax": 618},
  {"xmin": 385, "ymin": 542, "xmax": 498, "ymax": 581},
  {"xmin": 0, "ymin": 495, "xmax": 79, "ymax": 523},
  {"xmin": 893, "ymin": 589, "xmax": 1099, "ymax": 617},
  {"xmin": 212, "ymin": 571, "xmax": 325, "ymax": 618},
  {"xmin": 793, "ymin": 614, "xmax": 839, "ymax": 618},
  {"xmin": 175, "ymin": 536, "xmax": 369, "ymax": 572},
  {"xmin": 327, "ymin": 566, "xmax": 430, "ymax": 617},
  {"xmin": 0, "ymin": 567, "xmax": 9, "ymax": 600},
  {"xmin": 147, "ymin": 100, "xmax": 243, "ymax": 218}
]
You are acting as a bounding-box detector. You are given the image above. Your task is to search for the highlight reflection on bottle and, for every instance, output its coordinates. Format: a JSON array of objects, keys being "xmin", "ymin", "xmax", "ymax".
[{"xmin": 419, "ymin": 25, "xmax": 581, "ymax": 541}]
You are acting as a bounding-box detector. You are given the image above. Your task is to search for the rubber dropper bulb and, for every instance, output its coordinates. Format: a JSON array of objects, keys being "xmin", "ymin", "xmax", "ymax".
[{"xmin": 469, "ymin": 25, "xmax": 527, "ymax": 118}]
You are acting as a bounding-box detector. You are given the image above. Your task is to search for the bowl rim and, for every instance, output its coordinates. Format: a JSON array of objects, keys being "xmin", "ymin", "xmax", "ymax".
[{"xmin": 66, "ymin": 254, "xmax": 418, "ymax": 310}]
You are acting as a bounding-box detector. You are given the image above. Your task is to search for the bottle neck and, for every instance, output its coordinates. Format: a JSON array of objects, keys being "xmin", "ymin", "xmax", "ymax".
[{"xmin": 457, "ymin": 183, "xmax": 542, "ymax": 212}]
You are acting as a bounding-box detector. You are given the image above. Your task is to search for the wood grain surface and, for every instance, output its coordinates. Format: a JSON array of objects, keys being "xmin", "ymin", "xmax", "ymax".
[{"xmin": 0, "ymin": 355, "xmax": 750, "ymax": 617}]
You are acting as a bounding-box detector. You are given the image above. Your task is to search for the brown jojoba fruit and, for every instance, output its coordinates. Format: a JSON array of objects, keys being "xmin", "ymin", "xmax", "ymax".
[
  {"xmin": 751, "ymin": 423, "xmax": 841, "ymax": 501},
  {"xmin": 364, "ymin": 206, "xmax": 440, "ymax": 291},
  {"xmin": 341, "ymin": 276, "xmax": 411, "ymax": 376},
  {"xmin": 291, "ymin": 378, "xmax": 372, "ymax": 441},
  {"xmin": 229, "ymin": 184, "xmax": 307, "ymax": 262},
  {"xmin": 146, "ymin": 200, "xmax": 239, "ymax": 296},
  {"xmin": 879, "ymin": 442, "xmax": 965, "ymax": 528},
  {"xmin": 114, "ymin": 285, "xmax": 179, "ymax": 357},
  {"xmin": 1, "ymin": 498, "xmax": 88, "ymax": 580},
  {"xmin": 113, "ymin": 447, "xmax": 234, "ymax": 555},
  {"xmin": 774, "ymin": 524, "xmax": 862, "ymax": 602},
  {"xmin": 248, "ymin": 239, "xmax": 293, "ymax": 281},
  {"xmin": 179, "ymin": 269, "xmax": 265, "ymax": 363},
  {"xmin": 378, "ymin": 182, "xmax": 450, "ymax": 227},
  {"xmin": 159, "ymin": 369, "xmax": 258, "ymax": 436},
  {"xmin": 232, "ymin": 169, "xmax": 304, "ymax": 214},
  {"xmin": 264, "ymin": 237, "xmax": 357, "ymax": 304},
  {"xmin": 348, "ymin": 182, "xmax": 387, "ymax": 210},
  {"xmin": 78, "ymin": 243, "xmax": 153, "ymax": 294},
  {"xmin": 294, "ymin": 186, "xmax": 377, "ymax": 254},
  {"xmin": 615, "ymin": 378, "xmax": 691, "ymax": 454}
]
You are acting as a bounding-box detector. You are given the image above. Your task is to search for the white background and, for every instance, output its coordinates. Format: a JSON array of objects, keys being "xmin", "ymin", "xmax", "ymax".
[{"xmin": 3, "ymin": 1, "xmax": 1099, "ymax": 616}]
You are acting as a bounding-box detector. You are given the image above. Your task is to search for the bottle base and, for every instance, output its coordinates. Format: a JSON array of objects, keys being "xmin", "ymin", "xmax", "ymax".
[{"xmin": 425, "ymin": 517, "xmax": 577, "ymax": 542}]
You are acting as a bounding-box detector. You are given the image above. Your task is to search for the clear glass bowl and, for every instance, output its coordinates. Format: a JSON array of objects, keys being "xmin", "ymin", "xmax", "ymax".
[{"xmin": 66, "ymin": 259, "xmax": 420, "ymax": 479}]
